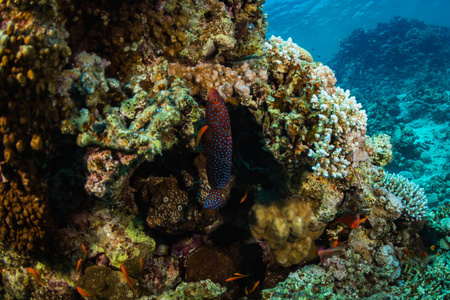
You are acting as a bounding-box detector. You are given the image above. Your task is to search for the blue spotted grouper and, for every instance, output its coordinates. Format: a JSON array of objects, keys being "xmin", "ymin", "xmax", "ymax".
[{"xmin": 196, "ymin": 88, "xmax": 232, "ymax": 209}]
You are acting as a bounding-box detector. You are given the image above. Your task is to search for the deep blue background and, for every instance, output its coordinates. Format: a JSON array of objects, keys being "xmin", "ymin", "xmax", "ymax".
[{"xmin": 263, "ymin": 0, "xmax": 450, "ymax": 62}]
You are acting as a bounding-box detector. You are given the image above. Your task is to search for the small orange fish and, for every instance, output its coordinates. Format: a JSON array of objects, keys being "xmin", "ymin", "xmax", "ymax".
[
  {"xmin": 77, "ymin": 286, "xmax": 93, "ymax": 297},
  {"xmin": 430, "ymin": 245, "xmax": 436, "ymax": 252},
  {"xmin": 120, "ymin": 264, "xmax": 137, "ymax": 293},
  {"xmin": 245, "ymin": 281, "xmax": 260, "ymax": 295},
  {"xmin": 226, "ymin": 272, "xmax": 248, "ymax": 282},
  {"xmin": 240, "ymin": 192, "xmax": 247, "ymax": 204},
  {"xmin": 76, "ymin": 258, "xmax": 82, "ymax": 274},
  {"xmin": 332, "ymin": 240, "xmax": 339, "ymax": 248},
  {"xmin": 82, "ymin": 244, "xmax": 87, "ymax": 258},
  {"xmin": 27, "ymin": 267, "xmax": 44, "ymax": 286},
  {"xmin": 350, "ymin": 215, "xmax": 361, "ymax": 229},
  {"xmin": 196, "ymin": 125, "xmax": 208, "ymax": 147},
  {"xmin": 140, "ymin": 257, "xmax": 143, "ymax": 273},
  {"xmin": 318, "ymin": 241, "xmax": 348, "ymax": 258},
  {"xmin": 420, "ymin": 251, "xmax": 429, "ymax": 259}
]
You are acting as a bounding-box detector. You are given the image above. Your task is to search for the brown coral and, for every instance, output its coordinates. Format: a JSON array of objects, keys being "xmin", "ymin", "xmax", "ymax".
[
  {"xmin": 0, "ymin": 8, "xmax": 71, "ymax": 253},
  {"xmin": 135, "ymin": 154, "xmax": 225, "ymax": 234}
]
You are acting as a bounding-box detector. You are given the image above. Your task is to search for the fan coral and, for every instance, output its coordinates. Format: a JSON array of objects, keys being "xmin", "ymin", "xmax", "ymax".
[
  {"xmin": 376, "ymin": 172, "xmax": 427, "ymax": 221},
  {"xmin": 308, "ymin": 88, "xmax": 367, "ymax": 178}
]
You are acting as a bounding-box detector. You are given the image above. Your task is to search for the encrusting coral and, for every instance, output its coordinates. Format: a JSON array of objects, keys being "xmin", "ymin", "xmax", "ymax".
[{"xmin": 366, "ymin": 134, "xmax": 393, "ymax": 167}]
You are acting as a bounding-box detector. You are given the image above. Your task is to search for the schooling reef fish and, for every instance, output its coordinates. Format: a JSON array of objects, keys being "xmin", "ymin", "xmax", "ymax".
[{"xmin": 197, "ymin": 88, "xmax": 232, "ymax": 209}]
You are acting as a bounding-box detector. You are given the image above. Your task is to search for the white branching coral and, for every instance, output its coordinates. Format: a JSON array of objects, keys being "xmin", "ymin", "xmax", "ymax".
[
  {"xmin": 264, "ymin": 35, "xmax": 313, "ymax": 73},
  {"xmin": 308, "ymin": 88, "xmax": 367, "ymax": 178},
  {"xmin": 376, "ymin": 172, "xmax": 428, "ymax": 221}
]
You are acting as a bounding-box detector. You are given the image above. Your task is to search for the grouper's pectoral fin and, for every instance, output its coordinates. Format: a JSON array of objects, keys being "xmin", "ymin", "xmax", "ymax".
[{"xmin": 195, "ymin": 125, "xmax": 209, "ymax": 148}]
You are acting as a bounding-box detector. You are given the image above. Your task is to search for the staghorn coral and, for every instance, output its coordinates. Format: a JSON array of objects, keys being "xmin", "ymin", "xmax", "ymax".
[
  {"xmin": 376, "ymin": 172, "xmax": 428, "ymax": 221},
  {"xmin": 249, "ymin": 195, "xmax": 327, "ymax": 267}
]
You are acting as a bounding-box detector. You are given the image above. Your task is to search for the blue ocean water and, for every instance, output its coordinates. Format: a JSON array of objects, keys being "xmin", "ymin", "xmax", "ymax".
[
  {"xmin": 264, "ymin": 0, "xmax": 450, "ymax": 62},
  {"xmin": 265, "ymin": 0, "xmax": 450, "ymax": 205}
]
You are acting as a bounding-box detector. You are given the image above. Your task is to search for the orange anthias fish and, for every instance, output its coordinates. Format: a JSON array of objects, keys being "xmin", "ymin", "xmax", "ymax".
[
  {"xmin": 120, "ymin": 264, "xmax": 137, "ymax": 293},
  {"xmin": 76, "ymin": 258, "xmax": 82, "ymax": 274},
  {"xmin": 240, "ymin": 191, "xmax": 248, "ymax": 204},
  {"xmin": 226, "ymin": 272, "xmax": 248, "ymax": 282},
  {"xmin": 27, "ymin": 267, "xmax": 44, "ymax": 286},
  {"xmin": 318, "ymin": 241, "xmax": 348, "ymax": 260},
  {"xmin": 331, "ymin": 214, "xmax": 367, "ymax": 229},
  {"xmin": 81, "ymin": 243, "xmax": 87, "ymax": 258},
  {"xmin": 197, "ymin": 88, "xmax": 232, "ymax": 209},
  {"xmin": 245, "ymin": 281, "xmax": 260, "ymax": 295},
  {"xmin": 77, "ymin": 286, "xmax": 93, "ymax": 297}
]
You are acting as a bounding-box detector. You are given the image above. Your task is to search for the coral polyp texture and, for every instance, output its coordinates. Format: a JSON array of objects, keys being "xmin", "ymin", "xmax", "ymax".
[
  {"xmin": 376, "ymin": 172, "xmax": 428, "ymax": 221},
  {"xmin": 249, "ymin": 195, "xmax": 327, "ymax": 267}
]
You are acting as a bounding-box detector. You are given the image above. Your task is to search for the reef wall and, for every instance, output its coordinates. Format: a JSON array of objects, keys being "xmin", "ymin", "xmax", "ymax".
[{"xmin": 0, "ymin": 2, "xmax": 444, "ymax": 300}]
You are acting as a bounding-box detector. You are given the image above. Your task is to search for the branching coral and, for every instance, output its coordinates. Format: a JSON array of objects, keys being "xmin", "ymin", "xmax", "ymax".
[
  {"xmin": 308, "ymin": 88, "xmax": 367, "ymax": 178},
  {"xmin": 376, "ymin": 172, "xmax": 428, "ymax": 221}
]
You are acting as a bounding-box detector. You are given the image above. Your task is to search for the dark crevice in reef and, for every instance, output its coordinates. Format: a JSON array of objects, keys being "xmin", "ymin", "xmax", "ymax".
[{"xmin": 229, "ymin": 105, "xmax": 290, "ymax": 203}]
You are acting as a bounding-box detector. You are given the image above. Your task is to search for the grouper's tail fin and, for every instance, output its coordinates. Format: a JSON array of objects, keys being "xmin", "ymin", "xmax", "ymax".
[{"xmin": 204, "ymin": 189, "xmax": 222, "ymax": 209}]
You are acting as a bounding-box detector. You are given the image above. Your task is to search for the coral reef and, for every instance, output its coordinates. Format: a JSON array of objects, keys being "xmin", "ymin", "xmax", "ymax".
[
  {"xmin": 149, "ymin": 279, "xmax": 226, "ymax": 300},
  {"xmin": 0, "ymin": 2, "xmax": 447, "ymax": 300},
  {"xmin": 133, "ymin": 154, "xmax": 224, "ymax": 234}
]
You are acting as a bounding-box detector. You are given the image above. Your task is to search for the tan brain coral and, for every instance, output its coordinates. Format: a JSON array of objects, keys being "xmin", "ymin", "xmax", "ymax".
[{"xmin": 249, "ymin": 195, "xmax": 326, "ymax": 267}]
